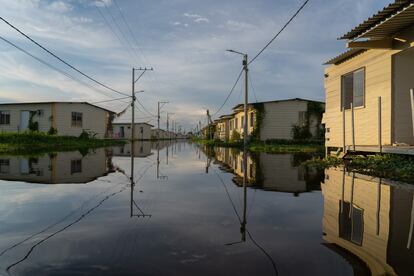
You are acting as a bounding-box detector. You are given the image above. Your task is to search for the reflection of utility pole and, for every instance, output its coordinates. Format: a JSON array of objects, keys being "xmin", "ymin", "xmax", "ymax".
[{"xmin": 156, "ymin": 144, "xmax": 160, "ymax": 179}]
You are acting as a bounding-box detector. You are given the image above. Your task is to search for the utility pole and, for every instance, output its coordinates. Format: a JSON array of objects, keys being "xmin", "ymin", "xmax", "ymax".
[
  {"xmin": 167, "ymin": 112, "xmax": 174, "ymax": 140},
  {"xmin": 157, "ymin": 101, "xmax": 168, "ymax": 139},
  {"xmin": 227, "ymin": 50, "xmax": 248, "ymax": 239}
]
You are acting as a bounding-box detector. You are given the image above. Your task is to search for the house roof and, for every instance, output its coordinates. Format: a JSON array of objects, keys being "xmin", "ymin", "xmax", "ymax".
[
  {"xmin": 112, "ymin": 122, "xmax": 154, "ymax": 127},
  {"xmin": 0, "ymin": 101, "xmax": 116, "ymax": 114},
  {"xmin": 232, "ymin": 98, "xmax": 324, "ymax": 111},
  {"xmin": 324, "ymin": 48, "xmax": 367, "ymax": 65},
  {"xmin": 339, "ymin": 0, "xmax": 414, "ymax": 40}
]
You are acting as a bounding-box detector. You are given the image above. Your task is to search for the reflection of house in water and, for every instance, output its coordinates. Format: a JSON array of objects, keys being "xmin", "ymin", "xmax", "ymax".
[
  {"xmin": 322, "ymin": 168, "xmax": 414, "ymax": 275},
  {"xmin": 0, "ymin": 148, "xmax": 114, "ymax": 184},
  {"xmin": 213, "ymin": 147, "xmax": 323, "ymax": 195},
  {"xmin": 113, "ymin": 141, "xmax": 152, "ymax": 157}
]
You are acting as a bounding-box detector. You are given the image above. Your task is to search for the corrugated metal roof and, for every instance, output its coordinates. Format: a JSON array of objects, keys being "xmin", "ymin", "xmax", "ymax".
[
  {"xmin": 0, "ymin": 101, "xmax": 116, "ymax": 114},
  {"xmin": 339, "ymin": 0, "xmax": 414, "ymax": 40},
  {"xmin": 232, "ymin": 98, "xmax": 324, "ymax": 111},
  {"xmin": 324, "ymin": 48, "xmax": 367, "ymax": 65},
  {"xmin": 358, "ymin": 3, "xmax": 414, "ymax": 39}
]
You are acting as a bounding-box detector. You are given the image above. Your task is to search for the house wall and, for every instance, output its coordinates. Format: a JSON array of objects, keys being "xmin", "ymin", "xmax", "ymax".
[
  {"xmin": 392, "ymin": 47, "xmax": 414, "ymax": 145},
  {"xmin": 216, "ymin": 119, "xmax": 231, "ymax": 141},
  {"xmin": 322, "ymin": 168, "xmax": 394, "ymax": 275},
  {"xmin": 0, "ymin": 103, "xmax": 52, "ymax": 133},
  {"xmin": 151, "ymin": 129, "xmax": 166, "ymax": 139},
  {"xmin": 260, "ymin": 101, "xmax": 308, "ymax": 140},
  {"xmin": 113, "ymin": 124, "xmax": 151, "ymax": 140},
  {"xmin": 231, "ymin": 108, "xmax": 255, "ymax": 138},
  {"xmin": 324, "ymin": 49, "xmax": 396, "ymax": 148},
  {"xmin": 54, "ymin": 103, "xmax": 109, "ymax": 138}
]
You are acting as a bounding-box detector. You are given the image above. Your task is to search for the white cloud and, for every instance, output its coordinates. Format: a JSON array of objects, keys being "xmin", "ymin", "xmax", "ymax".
[
  {"xmin": 46, "ymin": 1, "xmax": 73, "ymax": 13},
  {"xmin": 183, "ymin": 12, "xmax": 209, "ymax": 24},
  {"xmin": 194, "ymin": 17, "xmax": 209, "ymax": 23},
  {"xmin": 93, "ymin": 0, "xmax": 112, "ymax": 7}
]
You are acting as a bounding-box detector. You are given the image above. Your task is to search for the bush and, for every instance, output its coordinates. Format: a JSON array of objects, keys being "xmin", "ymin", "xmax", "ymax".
[
  {"xmin": 47, "ymin": 127, "xmax": 57, "ymax": 135},
  {"xmin": 230, "ymin": 130, "xmax": 241, "ymax": 142},
  {"xmin": 292, "ymin": 124, "xmax": 312, "ymax": 140},
  {"xmin": 79, "ymin": 130, "xmax": 96, "ymax": 139}
]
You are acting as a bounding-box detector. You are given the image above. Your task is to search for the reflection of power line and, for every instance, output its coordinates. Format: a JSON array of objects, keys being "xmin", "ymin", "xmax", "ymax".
[
  {"xmin": 6, "ymin": 185, "xmax": 127, "ymax": 272},
  {"xmin": 130, "ymin": 162, "xmax": 155, "ymax": 218},
  {"xmin": 0, "ymin": 182, "xmax": 118, "ymax": 258},
  {"xmin": 214, "ymin": 169, "xmax": 279, "ymax": 276}
]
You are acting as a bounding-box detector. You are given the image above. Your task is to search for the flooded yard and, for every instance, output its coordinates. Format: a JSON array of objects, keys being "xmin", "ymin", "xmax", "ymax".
[{"xmin": 0, "ymin": 141, "xmax": 413, "ymax": 276}]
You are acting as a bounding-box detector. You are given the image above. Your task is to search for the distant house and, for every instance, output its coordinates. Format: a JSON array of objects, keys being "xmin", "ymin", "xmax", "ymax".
[
  {"xmin": 0, "ymin": 102, "xmax": 115, "ymax": 138},
  {"xmin": 112, "ymin": 122, "xmax": 153, "ymax": 140},
  {"xmin": 112, "ymin": 141, "xmax": 152, "ymax": 157},
  {"xmin": 214, "ymin": 114, "xmax": 233, "ymax": 141},
  {"xmin": 226, "ymin": 98, "xmax": 324, "ymax": 141},
  {"xmin": 151, "ymin": 128, "xmax": 167, "ymax": 139},
  {"xmin": 323, "ymin": 1, "xmax": 414, "ymax": 154}
]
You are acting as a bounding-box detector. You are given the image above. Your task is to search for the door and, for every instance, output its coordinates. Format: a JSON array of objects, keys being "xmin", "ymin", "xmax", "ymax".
[
  {"xmin": 120, "ymin": 126, "xmax": 125, "ymax": 138},
  {"xmin": 20, "ymin": 111, "xmax": 30, "ymax": 132}
]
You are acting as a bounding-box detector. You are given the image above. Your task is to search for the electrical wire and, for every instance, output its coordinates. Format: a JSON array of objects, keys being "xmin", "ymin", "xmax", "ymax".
[
  {"xmin": 0, "ymin": 35, "xmax": 124, "ymax": 103},
  {"xmin": 91, "ymin": 96, "xmax": 131, "ymax": 104},
  {"xmin": 0, "ymin": 16, "xmax": 130, "ymax": 97},
  {"xmin": 249, "ymin": 74, "xmax": 259, "ymax": 103},
  {"xmin": 248, "ymin": 0, "xmax": 310, "ymax": 65},
  {"xmin": 212, "ymin": 68, "xmax": 243, "ymax": 117}
]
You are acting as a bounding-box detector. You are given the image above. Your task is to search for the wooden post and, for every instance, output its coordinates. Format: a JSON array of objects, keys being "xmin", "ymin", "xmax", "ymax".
[
  {"xmin": 342, "ymin": 107, "xmax": 346, "ymax": 153},
  {"xmin": 378, "ymin": 97, "xmax": 382, "ymax": 153},
  {"xmin": 351, "ymin": 102, "xmax": 355, "ymax": 151},
  {"xmin": 410, "ymin": 89, "xmax": 414, "ymax": 140}
]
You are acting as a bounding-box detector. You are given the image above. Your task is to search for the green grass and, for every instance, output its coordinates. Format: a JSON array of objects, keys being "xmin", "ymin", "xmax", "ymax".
[
  {"xmin": 193, "ymin": 138, "xmax": 324, "ymax": 154},
  {"xmin": 0, "ymin": 133, "xmax": 126, "ymax": 156},
  {"xmin": 304, "ymin": 154, "xmax": 414, "ymax": 184}
]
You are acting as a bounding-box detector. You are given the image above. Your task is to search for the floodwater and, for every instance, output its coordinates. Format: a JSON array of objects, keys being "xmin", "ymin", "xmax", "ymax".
[{"xmin": 0, "ymin": 141, "xmax": 413, "ymax": 276}]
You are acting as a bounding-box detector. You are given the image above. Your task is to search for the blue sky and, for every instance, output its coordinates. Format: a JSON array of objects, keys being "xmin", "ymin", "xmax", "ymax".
[{"xmin": 0, "ymin": 0, "xmax": 392, "ymax": 131}]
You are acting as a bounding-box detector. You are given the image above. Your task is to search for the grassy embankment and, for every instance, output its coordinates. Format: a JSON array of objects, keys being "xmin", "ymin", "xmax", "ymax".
[
  {"xmin": 0, "ymin": 133, "xmax": 126, "ymax": 155},
  {"xmin": 304, "ymin": 154, "xmax": 414, "ymax": 184},
  {"xmin": 194, "ymin": 138, "xmax": 324, "ymax": 154}
]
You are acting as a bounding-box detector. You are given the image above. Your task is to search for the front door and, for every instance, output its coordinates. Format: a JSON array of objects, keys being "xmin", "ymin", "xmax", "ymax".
[{"xmin": 20, "ymin": 111, "xmax": 30, "ymax": 132}]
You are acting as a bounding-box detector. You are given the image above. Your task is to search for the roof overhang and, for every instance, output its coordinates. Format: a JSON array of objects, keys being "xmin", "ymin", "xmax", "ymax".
[
  {"xmin": 324, "ymin": 49, "xmax": 367, "ymax": 65},
  {"xmin": 353, "ymin": 3, "xmax": 414, "ymax": 40}
]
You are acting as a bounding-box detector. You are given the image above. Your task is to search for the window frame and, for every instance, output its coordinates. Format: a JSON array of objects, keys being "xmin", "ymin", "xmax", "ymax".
[
  {"xmin": 71, "ymin": 159, "xmax": 82, "ymax": 174},
  {"xmin": 341, "ymin": 67, "xmax": 366, "ymax": 110},
  {"xmin": 71, "ymin": 112, "xmax": 83, "ymax": 127},
  {"xmin": 250, "ymin": 112, "xmax": 254, "ymax": 127},
  {"xmin": 0, "ymin": 111, "xmax": 11, "ymax": 125}
]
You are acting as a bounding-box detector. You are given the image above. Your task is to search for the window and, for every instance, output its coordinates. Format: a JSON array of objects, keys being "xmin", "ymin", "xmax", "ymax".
[
  {"xmin": 0, "ymin": 111, "xmax": 10, "ymax": 125},
  {"xmin": 140, "ymin": 127, "xmax": 143, "ymax": 134},
  {"xmin": 235, "ymin": 118, "xmax": 238, "ymax": 129},
  {"xmin": 250, "ymin": 112, "xmax": 254, "ymax": 127},
  {"xmin": 249, "ymin": 163, "xmax": 254, "ymax": 178},
  {"xmin": 0, "ymin": 159, "xmax": 10, "ymax": 173},
  {"xmin": 339, "ymin": 201, "xmax": 364, "ymax": 246},
  {"xmin": 341, "ymin": 68, "xmax": 365, "ymax": 109},
  {"xmin": 71, "ymin": 159, "xmax": 82, "ymax": 174},
  {"xmin": 71, "ymin": 112, "xmax": 82, "ymax": 127},
  {"xmin": 241, "ymin": 116, "xmax": 244, "ymax": 128}
]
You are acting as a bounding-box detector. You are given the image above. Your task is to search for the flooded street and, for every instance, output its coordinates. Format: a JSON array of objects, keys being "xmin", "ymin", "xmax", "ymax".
[{"xmin": 0, "ymin": 142, "xmax": 413, "ymax": 276}]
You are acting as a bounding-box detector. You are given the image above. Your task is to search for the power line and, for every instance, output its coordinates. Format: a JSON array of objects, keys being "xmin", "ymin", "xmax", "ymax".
[
  {"xmin": 212, "ymin": 68, "xmax": 243, "ymax": 117},
  {"xmin": 136, "ymin": 98, "xmax": 157, "ymax": 117},
  {"xmin": 249, "ymin": 0, "xmax": 310, "ymax": 65},
  {"xmin": 0, "ymin": 16, "xmax": 130, "ymax": 97},
  {"xmin": 0, "ymin": 35, "xmax": 124, "ymax": 103},
  {"xmin": 249, "ymin": 74, "xmax": 259, "ymax": 103},
  {"xmin": 91, "ymin": 96, "xmax": 131, "ymax": 104}
]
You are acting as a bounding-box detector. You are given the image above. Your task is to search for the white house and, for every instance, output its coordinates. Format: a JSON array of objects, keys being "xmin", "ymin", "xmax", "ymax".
[
  {"xmin": 0, "ymin": 102, "xmax": 115, "ymax": 138},
  {"xmin": 112, "ymin": 122, "xmax": 153, "ymax": 140}
]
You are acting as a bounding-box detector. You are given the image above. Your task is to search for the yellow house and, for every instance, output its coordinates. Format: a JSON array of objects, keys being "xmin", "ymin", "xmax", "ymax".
[
  {"xmin": 324, "ymin": 1, "xmax": 414, "ymax": 155},
  {"xmin": 229, "ymin": 98, "xmax": 324, "ymax": 141},
  {"xmin": 214, "ymin": 114, "xmax": 233, "ymax": 141}
]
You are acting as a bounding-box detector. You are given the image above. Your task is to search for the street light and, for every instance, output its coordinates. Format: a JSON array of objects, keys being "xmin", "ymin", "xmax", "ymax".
[{"xmin": 227, "ymin": 49, "xmax": 249, "ymax": 237}]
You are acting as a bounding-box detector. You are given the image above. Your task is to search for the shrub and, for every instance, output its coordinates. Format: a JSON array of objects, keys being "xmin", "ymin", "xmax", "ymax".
[
  {"xmin": 230, "ymin": 130, "xmax": 241, "ymax": 142},
  {"xmin": 47, "ymin": 127, "xmax": 57, "ymax": 135}
]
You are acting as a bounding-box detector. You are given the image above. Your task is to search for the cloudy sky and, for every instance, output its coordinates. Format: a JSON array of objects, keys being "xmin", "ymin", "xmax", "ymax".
[{"xmin": 0, "ymin": 0, "xmax": 391, "ymax": 131}]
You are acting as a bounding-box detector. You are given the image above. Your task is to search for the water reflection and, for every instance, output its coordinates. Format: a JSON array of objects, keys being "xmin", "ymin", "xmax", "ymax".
[
  {"xmin": 322, "ymin": 168, "xmax": 414, "ymax": 275},
  {"xmin": 0, "ymin": 148, "xmax": 114, "ymax": 184},
  {"xmin": 204, "ymin": 146, "xmax": 324, "ymax": 195}
]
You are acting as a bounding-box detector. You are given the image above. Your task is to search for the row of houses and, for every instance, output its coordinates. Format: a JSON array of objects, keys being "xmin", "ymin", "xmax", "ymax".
[
  {"xmin": 0, "ymin": 101, "xmax": 187, "ymax": 140},
  {"xmin": 204, "ymin": 98, "xmax": 325, "ymax": 141}
]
